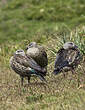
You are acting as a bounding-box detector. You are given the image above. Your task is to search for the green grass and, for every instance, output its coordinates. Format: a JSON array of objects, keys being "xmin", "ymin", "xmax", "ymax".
[
  {"xmin": 0, "ymin": 0, "xmax": 85, "ymax": 44},
  {"xmin": 0, "ymin": 27, "xmax": 85, "ymax": 110},
  {"xmin": 0, "ymin": 0, "xmax": 85, "ymax": 110}
]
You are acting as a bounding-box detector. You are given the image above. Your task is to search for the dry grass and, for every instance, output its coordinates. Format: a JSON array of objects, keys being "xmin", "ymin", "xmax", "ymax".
[
  {"xmin": 0, "ymin": 57, "xmax": 85, "ymax": 110},
  {"xmin": 0, "ymin": 0, "xmax": 85, "ymax": 109},
  {"xmin": 0, "ymin": 25, "xmax": 85, "ymax": 110}
]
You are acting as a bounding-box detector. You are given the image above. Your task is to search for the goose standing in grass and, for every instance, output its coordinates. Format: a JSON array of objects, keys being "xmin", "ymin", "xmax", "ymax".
[
  {"xmin": 26, "ymin": 42, "xmax": 48, "ymax": 70},
  {"xmin": 53, "ymin": 42, "xmax": 82, "ymax": 76},
  {"xmin": 10, "ymin": 50, "xmax": 47, "ymax": 85}
]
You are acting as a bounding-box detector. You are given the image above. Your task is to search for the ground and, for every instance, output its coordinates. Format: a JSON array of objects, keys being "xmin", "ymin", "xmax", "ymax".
[{"xmin": 0, "ymin": 0, "xmax": 85, "ymax": 110}]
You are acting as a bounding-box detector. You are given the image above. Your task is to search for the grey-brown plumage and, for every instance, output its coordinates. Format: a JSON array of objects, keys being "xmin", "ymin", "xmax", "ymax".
[
  {"xmin": 10, "ymin": 50, "xmax": 47, "ymax": 85},
  {"xmin": 26, "ymin": 42, "xmax": 48, "ymax": 68},
  {"xmin": 53, "ymin": 42, "xmax": 82, "ymax": 75}
]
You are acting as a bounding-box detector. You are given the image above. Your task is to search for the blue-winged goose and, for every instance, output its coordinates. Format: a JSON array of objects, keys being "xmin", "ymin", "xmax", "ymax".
[
  {"xmin": 53, "ymin": 42, "xmax": 82, "ymax": 76},
  {"xmin": 10, "ymin": 49, "xmax": 47, "ymax": 85},
  {"xmin": 26, "ymin": 42, "xmax": 48, "ymax": 68}
]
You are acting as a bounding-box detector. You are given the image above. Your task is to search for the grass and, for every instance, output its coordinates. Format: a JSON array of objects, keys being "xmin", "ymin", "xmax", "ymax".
[
  {"xmin": 0, "ymin": 61, "xmax": 85, "ymax": 110},
  {"xmin": 0, "ymin": 0, "xmax": 85, "ymax": 110},
  {"xmin": 0, "ymin": 0, "xmax": 85, "ymax": 44},
  {"xmin": 0, "ymin": 27, "xmax": 85, "ymax": 109}
]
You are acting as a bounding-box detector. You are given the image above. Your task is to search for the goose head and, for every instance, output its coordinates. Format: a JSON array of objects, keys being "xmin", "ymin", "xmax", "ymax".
[
  {"xmin": 26, "ymin": 42, "xmax": 37, "ymax": 50},
  {"xmin": 63, "ymin": 42, "xmax": 78, "ymax": 50},
  {"xmin": 14, "ymin": 49, "xmax": 25, "ymax": 56}
]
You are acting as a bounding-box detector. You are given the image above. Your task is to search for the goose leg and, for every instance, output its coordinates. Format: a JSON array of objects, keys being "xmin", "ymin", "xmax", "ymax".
[
  {"xmin": 21, "ymin": 76, "xmax": 24, "ymax": 86},
  {"xmin": 62, "ymin": 70, "xmax": 65, "ymax": 78},
  {"xmin": 63, "ymin": 72, "xmax": 65, "ymax": 77},
  {"xmin": 28, "ymin": 76, "xmax": 31, "ymax": 84},
  {"xmin": 71, "ymin": 69, "xmax": 76, "ymax": 74}
]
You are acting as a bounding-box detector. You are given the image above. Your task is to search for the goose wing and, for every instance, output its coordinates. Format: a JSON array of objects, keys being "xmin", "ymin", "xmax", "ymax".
[
  {"xmin": 14, "ymin": 54, "xmax": 46, "ymax": 73},
  {"xmin": 54, "ymin": 48, "xmax": 68, "ymax": 68},
  {"xmin": 66, "ymin": 48, "xmax": 81, "ymax": 67},
  {"xmin": 55, "ymin": 48, "xmax": 81, "ymax": 69}
]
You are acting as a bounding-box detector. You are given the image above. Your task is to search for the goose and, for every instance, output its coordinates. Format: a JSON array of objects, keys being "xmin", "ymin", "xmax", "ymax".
[
  {"xmin": 26, "ymin": 42, "xmax": 48, "ymax": 68},
  {"xmin": 10, "ymin": 49, "xmax": 47, "ymax": 85},
  {"xmin": 53, "ymin": 42, "xmax": 82, "ymax": 76}
]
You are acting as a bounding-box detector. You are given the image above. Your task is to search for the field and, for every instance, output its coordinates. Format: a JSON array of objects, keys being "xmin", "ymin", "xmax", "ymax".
[{"xmin": 0, "ymin": 0, "xmax": 85, "ymax": 110}]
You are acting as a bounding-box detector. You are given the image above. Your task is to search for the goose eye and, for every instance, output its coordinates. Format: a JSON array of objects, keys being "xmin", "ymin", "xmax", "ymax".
[
  {"xmin": 69, "ymin": 42, "xmax": 73, "ymax": 45},
  {"xmin": 17, "ymin": 50, "xmax": 23, "ymax": 52},
  {"xmin": 29, "ymin": 43, "xmax": 32, "ymax": 46},
  {"xmin": 29, "ymin": 44, "xmax": 31, "ymax": 46}
]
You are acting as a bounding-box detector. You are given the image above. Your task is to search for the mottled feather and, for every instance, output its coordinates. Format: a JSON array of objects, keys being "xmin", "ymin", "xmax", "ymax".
[
  {"xmin": 53, "ymin": 42, "xmax": 82, "ymax": 75},
  {"xmin": 26, "ymin": 42, "xmax": 48, "ymax": 67},
  {"xmin": 10, "ymin": 50, "xmax": 47, "ymax": 85}
]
